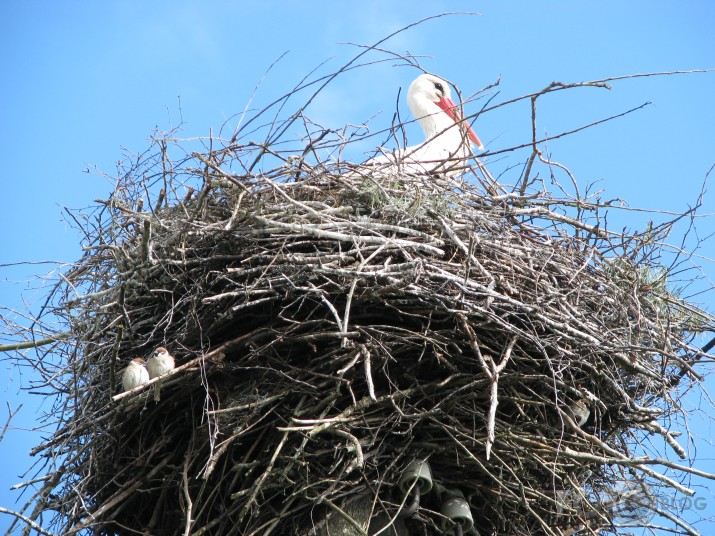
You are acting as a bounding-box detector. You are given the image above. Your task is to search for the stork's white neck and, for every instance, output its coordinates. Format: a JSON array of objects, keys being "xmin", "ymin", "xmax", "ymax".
[
  {"xmin": 408, "ymin": 98, "xmax": 470, "ymax": 161},
  {"xmin": 410, "ymin": 99, "xmax": 452, "ymax": 139}
]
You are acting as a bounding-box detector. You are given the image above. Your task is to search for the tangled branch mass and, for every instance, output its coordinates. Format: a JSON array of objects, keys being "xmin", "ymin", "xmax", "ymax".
[{"xmin": 11, "ymin": 65, "xmax": 714, "ymax": 536}]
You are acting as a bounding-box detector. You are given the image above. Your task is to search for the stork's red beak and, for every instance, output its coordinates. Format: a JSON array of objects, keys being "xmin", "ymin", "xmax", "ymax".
[{"xmin": 435, "ymin": 97, "xmax": 484, "ymax": 150}]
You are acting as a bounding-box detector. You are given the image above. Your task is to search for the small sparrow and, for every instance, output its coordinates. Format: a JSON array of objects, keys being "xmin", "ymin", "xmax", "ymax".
[
  {"xmin": 146, "ymin": 346, "xmax": 175, "ymax": 401},
  {"xmin": 122, "ymin": 358, "xmax": 150, "ymax": 392},
  {"xmin": 569, "ymin": 398, "xmax": 590, "ymax": 427}
]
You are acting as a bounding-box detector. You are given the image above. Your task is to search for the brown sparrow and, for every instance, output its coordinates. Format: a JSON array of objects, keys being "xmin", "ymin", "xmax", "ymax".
[
  {"xmin": 569, "ymin": 398, "xmax": 590, "ymax": 427},
  {"xmin": 146, "ymin": 346, "xmax": 175, "ymax": 401},
  {"xmin": 122, "ymin": 357, "xmax": 150, "ymax": 392}
]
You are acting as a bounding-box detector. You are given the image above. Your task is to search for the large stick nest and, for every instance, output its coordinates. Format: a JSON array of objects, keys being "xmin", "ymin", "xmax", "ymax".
[{"xmin": 12, "ymin": 70, "xmax": 714, "ymax": 535}]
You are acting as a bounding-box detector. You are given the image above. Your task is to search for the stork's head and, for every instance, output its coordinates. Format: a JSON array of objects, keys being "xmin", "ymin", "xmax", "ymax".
[{"xmin": 407, "ymin": 73, "xmax": 484, "ymax": 150}]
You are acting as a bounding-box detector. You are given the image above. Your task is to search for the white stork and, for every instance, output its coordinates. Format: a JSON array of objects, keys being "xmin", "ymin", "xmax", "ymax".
[{"xmin": 367, "ymin": 73, "xmax": 483, "ymax": 176}]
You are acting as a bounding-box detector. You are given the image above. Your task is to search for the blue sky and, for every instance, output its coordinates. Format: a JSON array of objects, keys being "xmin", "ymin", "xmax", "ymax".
[{"xmin": 1, "ymin": 1, "xmax": 714, "ymax": 533}]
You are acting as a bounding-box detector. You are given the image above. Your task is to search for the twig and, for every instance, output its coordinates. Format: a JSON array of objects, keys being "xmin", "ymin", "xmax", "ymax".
[{"xmin": 0, "ymin": 507, "xmax": 56, "ymax": 536}]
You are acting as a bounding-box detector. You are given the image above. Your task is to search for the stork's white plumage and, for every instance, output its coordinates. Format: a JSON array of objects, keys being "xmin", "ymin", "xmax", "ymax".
[{"xmin": 368, "ymin": 73, "xmax": 483, "ymax": 175}]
